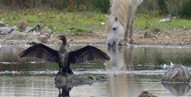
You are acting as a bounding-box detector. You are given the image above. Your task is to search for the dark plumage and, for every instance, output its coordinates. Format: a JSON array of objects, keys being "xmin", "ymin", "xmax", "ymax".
[{"xmin": 19, "ymin": 35, "xmax": 110, "ymax": 74}]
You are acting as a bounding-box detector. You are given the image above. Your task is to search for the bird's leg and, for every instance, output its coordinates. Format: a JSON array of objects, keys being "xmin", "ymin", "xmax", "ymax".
[{"xmin": 68, "ymin": 68, "xmax": 73, "ymax": 74}]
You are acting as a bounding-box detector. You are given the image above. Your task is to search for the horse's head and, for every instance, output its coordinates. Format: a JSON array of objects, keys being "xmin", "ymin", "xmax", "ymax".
[{"xmin": 106, "ymin": 16, "xmax": 125, "ymax": 48}]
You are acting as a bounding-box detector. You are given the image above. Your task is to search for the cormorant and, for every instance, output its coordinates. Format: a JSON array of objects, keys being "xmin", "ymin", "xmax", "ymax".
[{"xmin": 19, "ymin": 35, "xmax": 110, "ymax": 74}]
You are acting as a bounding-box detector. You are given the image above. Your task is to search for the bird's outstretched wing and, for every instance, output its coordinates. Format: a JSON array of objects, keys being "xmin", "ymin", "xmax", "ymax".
[
  {"xmin": 19, "ymin": 43, "xmax": 59, "ymax": 62},
  {"xmin": 68, "ymin": 45, "xmax": 110, "ymax": 64}
]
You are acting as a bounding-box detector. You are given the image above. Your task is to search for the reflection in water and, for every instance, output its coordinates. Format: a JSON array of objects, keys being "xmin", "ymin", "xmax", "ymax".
[
  {"xmin": 54, "ymin": 72, "xmax": 106, "ymax": 97},
  {"xmin": 2, "ymin": 45, "xmax": 191, "ymax": 97},
  {"xmin": 123, "ymin": 46, "xmax": 134, "ymax": 70},
  {"xmin": 55, "ymin": 79, "xmax": 71, "ymax": 97},
  {"xmin": 107, "ymin": 47, "xmax": 125, "ymax": 70},
  {"xmin": 54, "ymin": 73, "xmax": 83, "ymax": 97},
  {"xmin": 0, "ymin": 75, "xmax": 57, "ymax": 97},
  {"xmin": 106, "ymin": 47, "xmax": 127, "ymax": 97},
  {"xmin": 106, "ymin": 46, "xmax": 134, "ymax": 70},
  {"xmin": 106, "ymin": 47, "xmax": 142, "ymax": 97},
  {"xmin": 162, "ymin": 83, "xmax": 191, "ymax": 96}
]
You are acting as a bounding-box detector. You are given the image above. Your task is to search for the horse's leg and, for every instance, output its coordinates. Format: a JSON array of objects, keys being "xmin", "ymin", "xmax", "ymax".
[
  {"xmin": 124, "ymin": 7, "xmax": 134, "ymax": 45},
  {"xmin": 124, "ymin": 19, "xmax": 130, "ymax": 45},
  {"xmin": 123, "ymin": 7, "xmax": 131, "ymax": 45},
  {"xmin": 128, "ymin": 7, "xmax": 137, "ymax": 44},
  {"xmin": 129, "ymin": 18, "xmax": 134, "ymax": 44}
]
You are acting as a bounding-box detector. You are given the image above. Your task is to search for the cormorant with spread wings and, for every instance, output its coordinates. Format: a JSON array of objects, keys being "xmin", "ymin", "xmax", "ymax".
[{"xmin": 19, "ymin": 35, "xmax": 110, "ymax": 74}]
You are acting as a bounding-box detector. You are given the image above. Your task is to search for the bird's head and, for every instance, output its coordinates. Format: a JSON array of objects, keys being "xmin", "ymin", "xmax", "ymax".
[{"xmin": 58, "ymin": 35, "xmax": 67, "ymax": 45}]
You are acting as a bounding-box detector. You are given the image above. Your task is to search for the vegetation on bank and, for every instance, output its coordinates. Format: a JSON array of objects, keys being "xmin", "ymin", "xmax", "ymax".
[
  {"xmin": 0, "ymin": 8, "xmax": 107, "ymax": 34},
  {"xmin": 1, "ymin": 8, "xmax": 191, "ymax": 34},
  {"xmin": 1, "ymin": 0, "xmax": 191, "ymax": 17},
  {"xmin": 0, "ymin": 0, "xmax": 191, "ymax": 34}
]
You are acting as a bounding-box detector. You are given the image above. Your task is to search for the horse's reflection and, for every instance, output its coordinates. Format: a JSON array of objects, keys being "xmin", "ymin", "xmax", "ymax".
[
  {"xmin": 106, "ymin": 46, "xmax": 142, "ymax": 97},
  {"xmin": 107, "ymin": 47, "xmax": 125, "ymax": 70},
  {"xmin": 106, "ymin": 47, "xmax": 127, "ymax": 97},
  {"xmin": 107, "ymin": 46, "xmax": 134, "ymax": 70}
]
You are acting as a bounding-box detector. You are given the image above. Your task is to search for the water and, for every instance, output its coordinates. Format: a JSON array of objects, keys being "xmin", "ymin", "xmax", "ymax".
[{"xmin": 0, "ymin": 44, "xmax": 191, "ymax": 97}]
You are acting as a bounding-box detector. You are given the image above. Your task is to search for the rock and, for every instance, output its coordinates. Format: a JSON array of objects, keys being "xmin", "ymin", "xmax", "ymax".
[
  {"xmin": 24, "ymin": 27, "xmax": 33, "ymax": 33},
  {"xmin": 32, "ymin": 31, "xmax": 40, "ymax": 36},
  {"xmin": 0, "ymin": 27, "xmax": 14, "ymax": 35},
  {"xmin": 27, "ymin": 39, "xmax": 41, "ymax": 45},
  {"xmin": 161, "ymin": 64, "xmax": 191, "ymax": 83},
  {"xmin": 40, "ymin": 26, "xmax": 51, "ymax": 35},
  {"xmin": 10, "ymin": 26, "xmax": 18, "ymax": 30},
  {"xmin": 47, "ymin": 36, "xmax": 61, "ymax": 44},
  {"xmin": 44, "ymin": 32, "xmax": 51, "ymax": 38},
  {"xmin": 138, "ymin": 91, "xmax": 157, "ymax": 97},
  {"xmin": 37, "ymin": 35, "xmax": 48, "ymax": 43},
  {"xmin": 55, "ymin": 72, "xmax": 106, "ymax": 87},
  {"xmin": 6, "ymin": 30, "xmax": 27, "ymax": 40},
  {"xmin": 55, "ymin": 72, "xmax": 94, "ymax": 89},
  {"xmin": 17, "ymin": 20, "xmax": 28, "ymax": 31},
  {"xmin": 162, "ymin": 83, "xmax": 190, "ymax": 96}
]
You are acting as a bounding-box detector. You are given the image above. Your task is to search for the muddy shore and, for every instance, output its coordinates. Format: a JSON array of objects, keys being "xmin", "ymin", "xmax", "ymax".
[{"xmin": 1, "ymin": 29, "xmax": 191, "ymax": 45}]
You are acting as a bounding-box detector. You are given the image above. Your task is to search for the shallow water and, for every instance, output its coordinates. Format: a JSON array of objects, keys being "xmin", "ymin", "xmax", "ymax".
[{"xmin": 0, "ymin": 44, "xmax": 191, "ymax": 97}]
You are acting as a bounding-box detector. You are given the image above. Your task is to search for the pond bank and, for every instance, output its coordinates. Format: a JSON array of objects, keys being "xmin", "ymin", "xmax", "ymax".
[{"xmin": 0, "ymin": 29, "xmax": 191, "ymax": 45}]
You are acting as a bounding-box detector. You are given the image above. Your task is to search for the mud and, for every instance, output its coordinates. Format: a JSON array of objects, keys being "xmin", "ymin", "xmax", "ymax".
[{"xmin": 1, "ymin": 29, "xmax": 191, "ymax": 45}]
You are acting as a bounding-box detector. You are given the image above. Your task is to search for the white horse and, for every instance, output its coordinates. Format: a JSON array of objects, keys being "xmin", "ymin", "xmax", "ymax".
[{"xmin": 106, "ymin": 0, "xmax": 143, "ymax": 47}]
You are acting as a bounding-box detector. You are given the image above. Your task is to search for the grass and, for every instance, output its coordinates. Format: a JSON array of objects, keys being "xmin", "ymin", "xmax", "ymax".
[
  {"xmin": 0, "ymin": 8, "xmax": 191, "ymax": 34},
  {"xmin": 135, "ymin": 14, "xmax": 191, "ymax": 30},
  {"xmin": 0, "ymin": 8, "xmax": 107, "ymax": 34}
]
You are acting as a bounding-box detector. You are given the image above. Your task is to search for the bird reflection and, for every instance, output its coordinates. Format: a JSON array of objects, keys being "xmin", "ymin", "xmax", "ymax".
[
  {"xmin": 54, "ymin": 72, "xmax": 107, "ymax": 97},
  {"xmin": 55, "ymin": 74, "xmax": 72, "ymax": 97},
  {"xmin": 162, "ymin": 83, "xmax": 191, "ymax": 96},
  {"xmin": 55, "ymin": 72, "xmax": 90, "ymax": 97}
]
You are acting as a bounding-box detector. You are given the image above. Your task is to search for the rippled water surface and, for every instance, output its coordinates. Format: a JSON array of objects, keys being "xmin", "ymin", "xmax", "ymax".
[{"xmin": 1, "ymin": 44, "xmax": 191, "ymax": 97}]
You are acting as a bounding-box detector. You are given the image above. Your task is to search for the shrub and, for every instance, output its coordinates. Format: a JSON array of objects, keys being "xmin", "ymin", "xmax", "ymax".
[
  {"xmin": 92, "ymin": 0, "xmax": 110, "ymax": 13},
  {"xmin": 165, "ymin": 0, "xmax": 191, "ymax": 18}
]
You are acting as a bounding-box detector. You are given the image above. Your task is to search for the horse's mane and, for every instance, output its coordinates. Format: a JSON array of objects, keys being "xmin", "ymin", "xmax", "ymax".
[{"xmin": 106, "ymin": 0, "xmax": 129, "ymax": 31}]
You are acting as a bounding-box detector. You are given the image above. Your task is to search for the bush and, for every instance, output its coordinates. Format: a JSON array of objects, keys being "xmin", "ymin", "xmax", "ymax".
[
  {"xmin": 181, "ymin": 0, "xmax": 191, "ymax": 18},
  {"xmin": 165, "ymin": 0, "xmax": 191, "ymax": 18},
  {"xmin": 138, "ymin": 0, "xmax": 191, "ymax": 18},
  {"xmin": 92, "ymin": 0, "xmax": 110, "ymax": 13},
  {"xmin": 0, "ymin": 0, "xmax": 110, "ymax": 13}
]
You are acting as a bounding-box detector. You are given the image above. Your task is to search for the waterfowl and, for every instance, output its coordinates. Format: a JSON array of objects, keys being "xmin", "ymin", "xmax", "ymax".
[{"xmin": 19, "ymin": 35, "xmax": 110, "ymax": 74}]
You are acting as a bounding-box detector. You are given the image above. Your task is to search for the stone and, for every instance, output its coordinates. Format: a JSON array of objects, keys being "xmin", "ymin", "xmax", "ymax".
[
  {"xmin": 0, "ymin": 27, "xmax": 14, "ymax": 35},
  {"xmin": 6, "ymin": 30, "xmax": 27, "ymax": 40},
  {"xmin": 40, "ymin": 26, "xmax": 51, "ymax": 35},
  {"xmin": 161, "ymin": 64, "xmax": 191, "ymax": 83},
  {"xmin": 138, "ymin": 91, "xmax": 157, "ymax": 97},
  {"xmin": 27, "ymin": 39, "xmax": 41, "ymax": 45},
  {"xmin": 37, "ymin": 35, "xmax": 48, "ymax": 43}
]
